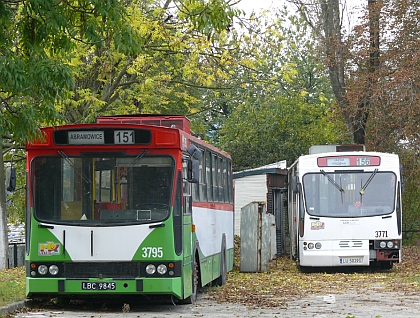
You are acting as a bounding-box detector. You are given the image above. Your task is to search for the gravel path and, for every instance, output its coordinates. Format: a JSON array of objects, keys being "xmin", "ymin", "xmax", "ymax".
[{"xmin": 8, "ymin": 290, "xmax": 420, "ymax": 318}]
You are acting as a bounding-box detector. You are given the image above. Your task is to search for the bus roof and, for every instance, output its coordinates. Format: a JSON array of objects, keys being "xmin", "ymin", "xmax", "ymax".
[
  {"xmin": 96, "ymin": 115, "xmax": 191, "ymax": 133},
  {"xmin": 309, "ymin": 144, "xmax": 366, "ymax": 154}
]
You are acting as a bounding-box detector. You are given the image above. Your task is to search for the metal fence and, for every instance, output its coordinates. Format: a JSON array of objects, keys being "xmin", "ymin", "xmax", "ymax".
[{"xmin": 8, "ymin": 243, "xmax": 25, "ymax": 268}]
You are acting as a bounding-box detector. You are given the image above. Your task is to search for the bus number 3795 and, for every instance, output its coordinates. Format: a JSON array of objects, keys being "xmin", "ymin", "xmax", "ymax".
[{"xmin": 142, "ymin": 247, "xmax": 163, "ymax": 258}]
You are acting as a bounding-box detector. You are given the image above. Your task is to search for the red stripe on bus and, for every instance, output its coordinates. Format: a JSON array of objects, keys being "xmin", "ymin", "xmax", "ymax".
[{"xmin": 192, "ymin": 202, "xmax": 234, "ymax": 212}]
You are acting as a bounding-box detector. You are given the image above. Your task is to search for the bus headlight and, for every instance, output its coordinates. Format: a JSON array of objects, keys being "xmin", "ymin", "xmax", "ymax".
[
  {"xmin": 38, "ymin": 265, "xmax": 48, "ymax": 275},
  {"xmin": 157, "ymin": 264, "xmax": 167, "ymax": 275},
  {"xmin": 315, "ymin": 242, "xmax": 322, "ymax": 249},
  {"xmin": 49, "ymin": 265, "xmax": 59, "ymax": 275},
  {"xmin": 308, "ymin": 243, "xmax": 314, "ymax": 249},
  {"xmin": 146, "ymin": 264, "xmax": 156, "ymax": 275},
  {"xmin": 375, "ymin": 239, "xmax": 400, "ymax": 250}
]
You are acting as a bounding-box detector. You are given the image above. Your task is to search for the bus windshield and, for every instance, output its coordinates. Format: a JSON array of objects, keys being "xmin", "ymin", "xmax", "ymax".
[
  {"xmin": 31, "ymin": 154, "xmax": 174, "ymax": 225},
  {"xmin": 303, "ymin": 171, "xmax": 396, "ymax": 217}
]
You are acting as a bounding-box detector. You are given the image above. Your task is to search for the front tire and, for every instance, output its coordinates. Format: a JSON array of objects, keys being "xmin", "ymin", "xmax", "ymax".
[
  {"xmin": 180, "ymin": 254, "xmax": 199, "ymax": 304},
  {"xmin": 380, "ymin": 261, "xmax": 393, "ymax": 270},
  {"xmin": 214, "ymin": 248, "xmax": 227, "ymax": 286}
]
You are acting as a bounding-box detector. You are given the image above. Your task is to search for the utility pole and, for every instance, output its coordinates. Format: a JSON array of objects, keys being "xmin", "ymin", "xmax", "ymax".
[{"xmin": 0, "ymin": 141, "xmax": 9, "ymax": 270}]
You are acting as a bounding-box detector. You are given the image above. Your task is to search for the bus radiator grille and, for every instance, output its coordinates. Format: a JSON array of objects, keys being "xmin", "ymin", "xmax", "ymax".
[
  {"xmin": 339, "ymin": 241, "xmax": 363, "ymax": 248},
  {"xmin": 63, "ymin": 262, "xmax": 141, "ymax": 279}
]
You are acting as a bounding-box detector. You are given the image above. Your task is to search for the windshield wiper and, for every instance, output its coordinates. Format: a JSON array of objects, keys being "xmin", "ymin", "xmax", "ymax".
[
  {"xmin": 320, "ymin": 169, "xmax": 345, "ymax": 203},
  {"xmin": 127, "ymin": 149, "xmax": 148, "ymax": 173},
  {"xmin": 58, "ymin": 151, "xmax": 92, "ymax": 184},
  {"xmin": 320, "ymin": 170, "xmax": 345, "ymax": 193},
  {"xmin": 359, "ymin": 169, "xmax": 378, "ymax": 200}
]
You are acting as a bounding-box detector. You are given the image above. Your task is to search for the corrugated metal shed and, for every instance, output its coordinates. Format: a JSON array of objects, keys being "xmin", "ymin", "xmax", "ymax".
[
  {"xmin": 234, "ymin": 174, "xmax": 267, "ymax": 235},
  {"xmin": 233, "ymin": 161, "xmax": 288, "ymax": 254},
  {"xmin": 240, "ymin": 202, "xmax": 276, "ymax": 272}
]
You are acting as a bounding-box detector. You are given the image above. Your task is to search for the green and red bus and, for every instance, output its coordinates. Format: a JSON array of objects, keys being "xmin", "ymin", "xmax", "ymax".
[{"xmin": 25, "ymin": 115, "xmax": 234, "ymax": 303}]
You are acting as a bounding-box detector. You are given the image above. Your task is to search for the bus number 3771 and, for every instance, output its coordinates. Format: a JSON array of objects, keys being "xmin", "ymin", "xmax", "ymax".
[{"xmin": 288, "ymin": 145, "xmax": 402, "ymax": 270}]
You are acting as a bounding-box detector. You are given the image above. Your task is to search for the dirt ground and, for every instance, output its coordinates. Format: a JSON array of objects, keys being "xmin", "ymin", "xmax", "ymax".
[
  {"xmin": 7, "ymin": 245, "xmax": 420, "ymax": 317},
  {"xmin": 9, "ymin": 289, "xmax": 420, "ymax": 318}
]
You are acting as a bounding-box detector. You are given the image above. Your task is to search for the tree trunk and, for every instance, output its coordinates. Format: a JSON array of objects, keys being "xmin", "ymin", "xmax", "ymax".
[
  {"xmin": 0, "ymin": 141, "xmax": 10, "ymax": 270},
  {"xmin": 352, "ymin": 0, "xmax": 380, "ymax": 145},
  {"xmin": 294, "ymin": 0, "xmax": 380, "ymax": 145},
  {"xmin": 319, "ymin": 0, "xmax": 355, "ymax": 141}
]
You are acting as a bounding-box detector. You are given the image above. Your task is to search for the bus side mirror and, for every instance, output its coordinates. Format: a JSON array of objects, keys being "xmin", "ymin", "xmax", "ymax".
[
  {"xmin": 187, "ymin": 160, "xmax": 199, "ymax": 183},
  {"xmin": 400, "ymin": 164, "xmax": 404, "ymax": 193},
  {"xmin": 6, "ymin": 167, "xmax": 16, "ymax": 192},
  {"xmin": 187, "ymin": 144, "xmax": 202, "ymax": 160},
  {"xmin": 290, "ymin": 176, "xmax": 301, "ymax": 193}
]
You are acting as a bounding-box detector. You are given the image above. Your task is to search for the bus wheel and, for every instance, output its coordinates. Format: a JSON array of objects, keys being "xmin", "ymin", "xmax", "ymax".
[
  {"xmin": 214, "ymin": 247, "xmax": 227, "ymax": 286},
  {"xmin": 380, "ymin": 261, "xmax": 393, "ymax": 270},
  {"xmin": 180, "ymin": 255, "xmax": 199, "ymax": 304},
  {"xmin": 54, "ymin": 296, "xmax": 70, "ymax": 305}
]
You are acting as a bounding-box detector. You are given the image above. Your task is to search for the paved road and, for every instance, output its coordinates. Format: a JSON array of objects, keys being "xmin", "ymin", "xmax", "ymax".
[
  {"xmin": 285, "ymin": 291, "xmax": 420, "ymax": 318},
  {"xmin": 9, "ymin": 290, "xmax": 420, "ymax": 318}
]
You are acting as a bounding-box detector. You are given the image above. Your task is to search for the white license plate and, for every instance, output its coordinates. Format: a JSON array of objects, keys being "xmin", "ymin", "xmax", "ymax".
[{"xmin": 339, "ymin": 257, "xmax": 363, "ymax": 265}]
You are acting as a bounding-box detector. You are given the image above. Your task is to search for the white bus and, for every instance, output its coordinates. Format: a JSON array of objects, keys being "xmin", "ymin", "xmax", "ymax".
[{"xmin": 288, "ymin": 145, "xmax": 402, "ymax": 269}]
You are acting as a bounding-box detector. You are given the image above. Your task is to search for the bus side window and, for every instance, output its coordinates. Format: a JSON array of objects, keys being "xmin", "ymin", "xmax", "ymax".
[
  {"xmin": 212, "ymin": 154, "xmax": 218, "ymax": 202},
  {"xmin": 222, "ymin": 158, "xmax": 228, "ymax": 203},
  {"xmin": 218, "ymin": 156, "xmax": 224, "ymax": 202},
  {"xmin": 182, "ymin": 159, "xmax": 192, "ymax": 215},
  {"xmin": 227, "ymin": 161, "xmax": 233, "ymax": 203},
  {"xmin": 192, "ymin": 161, "xmax": 200, "ymax": 202},
  {"xmin": 199, "ymin": 150, "xmax": 207, "ymax": 202},
  {"xmin": 206, "ymin": 151, "xmax": 213, "ymax": 202}
]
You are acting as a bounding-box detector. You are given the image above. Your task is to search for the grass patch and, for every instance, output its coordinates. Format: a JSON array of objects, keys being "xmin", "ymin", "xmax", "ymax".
[{"xmin": 0, "ymin": 267, "xmax": 26, "ymax": 307}]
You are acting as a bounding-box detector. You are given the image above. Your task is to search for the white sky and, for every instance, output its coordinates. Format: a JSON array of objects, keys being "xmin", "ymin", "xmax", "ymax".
[
  {"xmin": 237, "ymin": 0, "xmax": 364, "ymax": 14},
  {"xmin": 236, "ymin": 0, "xmax": 283, "ymax": 16},
  {"xmin": 236, "ymin": 0, "xmax": 365, "ymax": 31}
]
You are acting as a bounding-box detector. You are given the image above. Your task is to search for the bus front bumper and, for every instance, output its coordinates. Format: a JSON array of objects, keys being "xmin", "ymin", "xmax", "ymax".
[
  {"xmin": 26, "ymin": 277, "xmax": 183, "ymax": 299},
  {"xmin": 299, "ymin": 240, "xmax": 370, "ymax": 267}
]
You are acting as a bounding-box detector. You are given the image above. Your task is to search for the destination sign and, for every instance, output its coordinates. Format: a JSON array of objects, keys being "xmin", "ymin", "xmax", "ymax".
[
  {"xmin": 318, "ymin": 156, "xmax": 381, "ymax": 167},
  {"xmin": 68, "ymin": 131, "xmax": 105, "ymax": 145},
  {"xmin": 54, "ymin": 128, "xmax": 152, "ymax": 145},
  {"xmin": 114, "ymin": 130, "xmax": 134, "ymax": 144},
  {"xmin": 326, "ymin": 157, "xmax": 350, "ymax": 167}
]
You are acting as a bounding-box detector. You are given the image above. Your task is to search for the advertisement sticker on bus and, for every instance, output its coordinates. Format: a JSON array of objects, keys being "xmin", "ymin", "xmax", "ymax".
[
  {"xmin": 38, "ymin": 241, "xmax": 60, "ymax": 256},
  {"xmin": 311, "ymin": 221, "xmax": 325, "ymax": 230}
]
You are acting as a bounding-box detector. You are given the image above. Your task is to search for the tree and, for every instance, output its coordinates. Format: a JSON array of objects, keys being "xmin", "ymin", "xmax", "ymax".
[
  {"xmin": 56, "ymin": 0, "xmax": 243, "ymax": 123},
  {"xmin": 288, "ymin": 0, "xmax": 420, "ymax": 242},
  {"xmin": 353, "ymin": 0, "xmax": 420, "ymax": 241},
  {"xmin": 1, "ymin": 0, "xmax": 80, "ymax": 270},
  {"xmin": 286, "ymin": 0, "xmax": 380, "ymax": 145},
  {"xmin": 0, "ymin": 0, "xmax": 240, "ymax": 270},
  {"xmin": 210, "ymin": 7, "xmax": 343, "ymax": 170}
]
